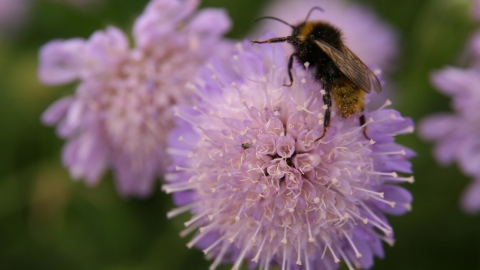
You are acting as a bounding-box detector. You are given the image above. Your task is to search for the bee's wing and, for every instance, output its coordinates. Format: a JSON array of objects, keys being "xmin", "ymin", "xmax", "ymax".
[{"xmin": 313, "ymin": 39, "xmax": 382, "ymax": 94}]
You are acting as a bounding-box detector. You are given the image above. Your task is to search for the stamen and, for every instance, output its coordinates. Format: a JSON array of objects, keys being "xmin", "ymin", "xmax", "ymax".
[
  {"xmin": 359, "ymin": 201, "xmax": 393, "ymax": 232},
  {"xmin": 306, "ymin": 218, "xmax": 315, "ymax": 242},
  {"xmin": 211, "ymin": 183, "xmax": 227, "ymax": 193},
  {"xmin": 347, "ymin": 209, "xmax": 369, "ymax": 224},
  {"xmin": 251, "ymin": 235, "xmax": 267, "ymax": 263},
  {"xmin": 353, "ymin": 187, "xmax": 384, "ymax": 198},
  {"xmin": 367, "ymin": 218, "xmax": 393, "ymax": 236},
  {"xmin": 163, "ymin": 173, "xmax": 177, "ymax": 182},
  {"xmin": 377, "ymin": 99, "xmax": 392, "ymax": 111},
  {"xmin": 338, "ymin": 248, "xmax": 354, "ymax": 270},
  {"xmin": 371, "ymin": 196, "xmax": 396, "ymax": 208},
  {"xmin": 281, "ymin": 244, "xmax": 287, "ymax": 270},
  {"xmin": 187, "ymin": 227, "xmax": 213, "ymax": 248},
  {"xmin": 203, "ymin": 235, "xmax": 226, "ymax": 255},
  {"xmin": 251, "ymin": 217, "xmax": 264, "ymax": 242},
  {"xmin": 342, "ymin": 117, "xmax": 374, "ymax": 137},
  {"xmin": 184, "ymin": 211, "xmax": 208, "ymax": 227},
  {"xmin": 281, "ymin": 225, "xmax": 288, "ymax": 244},
  {"xmin": 232, "ymin": 241, "xmax": 251, "ymax": 270},
  {"xmin": 296, "ymin": 238, "xmax": 302, "ymax": 265},
  {"xmin": 167, "ymin": 203, "xmax": 195, "ymax": 218},
  {"xmin": 304, "ymin": 249, "xmax": 311, "ymax": 270},
  {"xmin": 373, "ymin": 113, "xmax": 399, "ymax": 123},
  {"xmin": 330, "ymin": 201, "xmax": 345, "ymax": 221},
  {"xmin": 179, "ymin": 223, "xmax": 200, "ymax": 237},
  {"xmin": 208, "ymin": 205, "xmax": 227, "ymax": 221},
  {"xmin": 343, "ymin": 232, "xmax": 362, "ymax": 258},
  {"xmin": 379, "ymin": 234, "xmax": 395, "ymax": 246},
  {"xmin": 326, "ymin": 243, "xmax": 340, "ymax": 263},
  {"xmin": 384, "ymin": 175, "xmax": 414, "ymax": 183},
  {"xmin": 371, "ymin": 149, "xmax": 406, "ymax": 156},
  {"xmin": 209, "ymin": 242, "xmax": 229, "ymax": 270},
  {"xmin": 235, "ymin": 205, "xmax": 245, "ymax": 222},
  {"xmin": 229, "ymin": 227, "xmax": 243, "ymax": 243},
  {"xmin": 174, "ymin": 166, "xmax": 194, "ymax": 172},
  {"xmin": 395, "ymin": 126, "xmax": 415, "ymax": 134},
  {"xmin": 361, "ymin": 170, "xmax": 398, "ymax": 178},
  {"xmin": 209, "ymin": 69, "xmax": 227, "ymax": 92},
  {"xmin": 261, "ymin": 76, "xmax": 272, "ymax": 110},
  {"xmin": 165, "ymin": 147, "xmax": 192, "ymax": 157},
  {"xmin": 199, "ymin": 220, "xmax": 219, "ymax": 233},
  {"xmin": 263, "ymin": 253, "xmax": 272, "ymax": 270},
  {"xmin": 400, "ymin": 202, "xmax": 412, "ymax": 211},
  {"xmin": 162, "ymin": 182, "xmax": 195, "ymax": 194},
  {"xmin": 174, "ymin": 110, "xmax": 202, "ymax": 130}
]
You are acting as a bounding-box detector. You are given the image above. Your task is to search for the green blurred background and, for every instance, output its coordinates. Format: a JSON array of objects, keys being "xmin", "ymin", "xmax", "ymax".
[{"xmin": 1, "ymin": 0, "xmax": 479, "ymax": 269}]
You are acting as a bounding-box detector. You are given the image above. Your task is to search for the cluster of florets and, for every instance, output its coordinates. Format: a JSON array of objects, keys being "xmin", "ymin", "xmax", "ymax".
[
  {"xmin": 39, "ymin": 0, "xmax": 230, "ymax": 196},
  {"xmin": 420, "ymin": 53, "xmax": 480, "ymax": 213},
  {"xmin": 165, "ymin": 38, "xmax": 414, "ymax": 270},
  {"xmin": 419, "ymin": 2, "xmax": 480, "ymax": 213}
]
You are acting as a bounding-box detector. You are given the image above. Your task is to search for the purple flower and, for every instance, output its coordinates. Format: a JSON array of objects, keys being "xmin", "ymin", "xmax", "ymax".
[
  {"xmin": 0, "ymin": 0, "xmax": 29, "ymax": 35},
  {"xmin": 0, "ymin": 0, "xmax": 105, "ymax": 37},
  {"xmin": 165, "ymin": 36, "xmax": 414, "ymax": 269},
  {"xmin": 473, "ymin": 0, "xmax": 480, "ymax": 20},
  {"xmin": 39, "ymin": 0, "xmax": 231, "ymax": 197},
  {"xmin": 420, "ymin": 66, "xmax": 480, "ymax": 213}
]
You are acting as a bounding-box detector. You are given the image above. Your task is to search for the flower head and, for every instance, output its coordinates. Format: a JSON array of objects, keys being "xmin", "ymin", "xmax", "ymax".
[
  {"xmin": 0, "ymin": 0, "xmax": 29, "ymax": 35},
  {"xmin": 165, "ymin": 35, "xmax": 414, "ymax": 269},
  {"xmin": 473, "ymin": 0, "xmax": 480, "ymax": 21},
  {"xmin": 39, "ymin": 0, "xmax": 231, "ymax": 197},
  {"xmin": 420, "ymin": 66, "xmax": 480, "ymax": 213}
]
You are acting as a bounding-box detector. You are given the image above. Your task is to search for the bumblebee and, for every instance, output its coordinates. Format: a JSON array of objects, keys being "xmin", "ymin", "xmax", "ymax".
[{"xmin": 252, "ymin": 7, "xmax": 382, "ymax": 140}]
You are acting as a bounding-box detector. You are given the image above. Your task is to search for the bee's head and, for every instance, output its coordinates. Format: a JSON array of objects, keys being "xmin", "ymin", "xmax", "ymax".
[
  {"xmin": 292, "ymin": 22, "xmax": 305, "ymax": 38},
  {"xmin": 255, "ymin": 6, "xmax": 325, "ymax": 41}
]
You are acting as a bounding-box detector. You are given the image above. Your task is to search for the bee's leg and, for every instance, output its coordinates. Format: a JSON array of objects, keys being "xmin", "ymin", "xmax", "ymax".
[
  {"xmin": 283, "ymin": 53, "xmax": 297, "ymax": 87},
  {"xmin": 316, "ymin": 90, "xmax": 331, "ymax": 141},
  {"xmin": 252, "ymin": 37, "xmax": 299, "ymax": 87},
  {"xmin": 251, "ymin": 36, "xmax": 296, "ymax": 44},
  {"xmin": 359, "ymin": 114, "xmax": 371, "ymax": 140}
]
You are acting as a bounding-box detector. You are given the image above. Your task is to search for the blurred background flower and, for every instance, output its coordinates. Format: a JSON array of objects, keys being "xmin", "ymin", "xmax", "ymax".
[
  {"xmin": 420, "ymin": 66, "xmax": 480, "ymax": 214},
  {"xmin": 38, "ymin": 0, "xmax": 231, "ymax": 197},
  {"xmin": 1, "ymin": 0, "xmax": 480, "ymax": 270},
  {"xmin": 0, "ymin": 0, "xmax": 105, "ymax": 38},
  {"xmin": 420, "ymin": 4, "xmax": 480, "ymax": 214},
  {"xmin": 0, "ymin": 0, "xmax": 30, "ymax": 37}
]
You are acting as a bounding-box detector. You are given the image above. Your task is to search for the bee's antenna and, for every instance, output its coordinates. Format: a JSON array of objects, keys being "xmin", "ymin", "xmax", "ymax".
[
  {"xmin": 255, "ymin": 16, "xmax": 294, "ymax": 29},
  {"xmin": 304, "ymin": 6, "xmax": 324, "ymax": 22}
]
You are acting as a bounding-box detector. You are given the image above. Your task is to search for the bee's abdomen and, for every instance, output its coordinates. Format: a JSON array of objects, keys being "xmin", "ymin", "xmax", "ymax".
[{"xmin": 329, "ymin": 77, "xmax": 365, "ymax": 119}]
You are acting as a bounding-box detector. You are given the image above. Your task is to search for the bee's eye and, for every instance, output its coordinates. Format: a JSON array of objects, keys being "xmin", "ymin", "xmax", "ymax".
[{"xmin": 309, "ymin": 34, "xmax": 316, "ymax": 40}]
